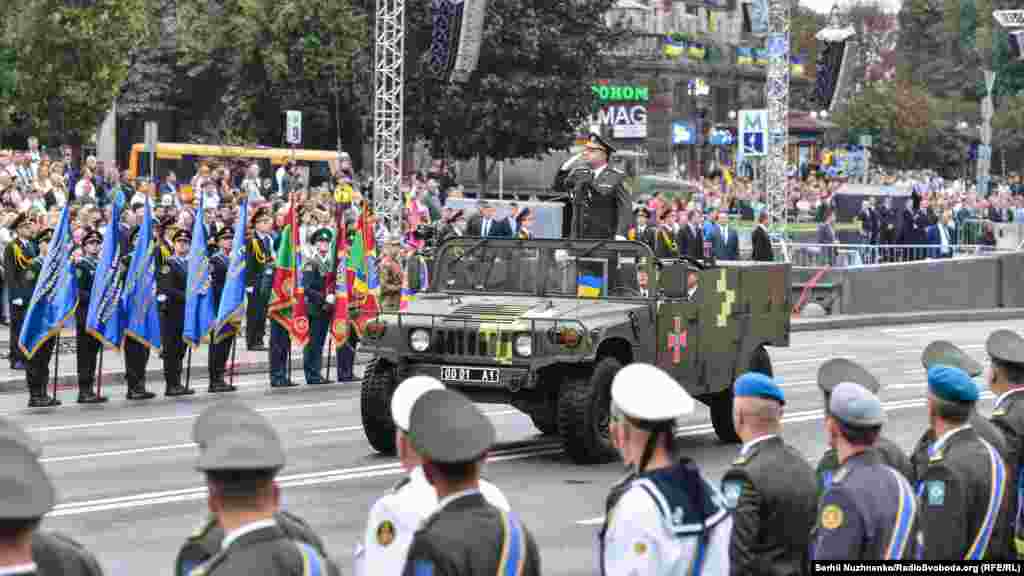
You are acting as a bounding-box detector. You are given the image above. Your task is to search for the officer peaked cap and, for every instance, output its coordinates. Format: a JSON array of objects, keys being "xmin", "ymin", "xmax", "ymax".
[
  {"xmin": 817, "ymin": 358, "xmax": 880, "ymax": 394},
  {"xmin": 408, "ymin": 389, "xmax": 494, "ymax": 464},
  {"xmin": 585, "ymin": 132, "xmax": 616, "ymax": 155},
  {"xmin": 987, "ymin": 330, "xmax": 1024, "ymax": 366},
  {"xmin": 922, "ymin": 340, "xmax": 982, "ymax": 377},
  {"xmin": 612, "ymin": 363, "xmax": 695, "ymax": 422}
]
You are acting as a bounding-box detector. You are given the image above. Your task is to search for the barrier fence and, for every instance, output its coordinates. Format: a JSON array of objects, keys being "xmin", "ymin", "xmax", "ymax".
[{"xmin": 772, "ymin": 242, "xmax": 1017, "ymax": 268}]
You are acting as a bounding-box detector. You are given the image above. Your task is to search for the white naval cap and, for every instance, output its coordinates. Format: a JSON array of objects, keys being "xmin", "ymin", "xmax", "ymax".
[
  {"xmin": 391, "ymin": 376, "xmax": 446, "ymax": 431},
  {"xmin": 611, "ymin": 363, "xmax": 695, "ymax": 422}
]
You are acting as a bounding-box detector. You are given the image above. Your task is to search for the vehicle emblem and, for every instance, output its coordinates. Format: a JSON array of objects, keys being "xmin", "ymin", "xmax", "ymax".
[{"xmin": 667, "ymin": 316, "xmax": 687, "ymax": 364}]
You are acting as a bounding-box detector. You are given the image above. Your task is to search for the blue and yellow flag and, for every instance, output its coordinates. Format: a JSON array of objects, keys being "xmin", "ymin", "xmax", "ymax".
[
  {"xmin": 184, "ymin": 195, "xmax": 215, "ymax": 347},
  {"xmin": 213, "ymin": 200, "xmax": 247, "ymax": 343},
  {"xmin": 577, "ymin": 274, "xmax": 603, "ymax": 298},
  {"xmin": 86, "ymin": 192, "xmax": 126, "ymax": 349},
  {"xmin": 122, "ymin": 199, "xmax": 161, "ymax": 351},
  {"xmin": 18, "ymin": 204, "xmax": 78, "ymax": 359}
]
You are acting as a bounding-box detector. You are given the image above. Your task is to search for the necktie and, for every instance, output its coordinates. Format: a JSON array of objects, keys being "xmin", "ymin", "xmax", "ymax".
[{"xmin": 483, "ymin": 219, "xmax": 490, "ymax": 237}]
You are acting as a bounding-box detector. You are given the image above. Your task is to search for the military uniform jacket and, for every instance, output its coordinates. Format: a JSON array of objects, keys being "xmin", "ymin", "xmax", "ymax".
[
  {"xmin": 720, "ymin": 435, "xmax": 817, "ymax": 576},
  {"xmin": 991, "ymin": 388, "xmax": 1024, "ymax": 557},
  {"xmin": 302, "ymin": 254, "xmax": 331, "ymax": 319},
  {"xmin": 653, "ymin": 225, "xmax": 679, "ymax": 259},
  {"xmin": 910, "ymin": 410, "xmax": 1008, "ymax": 485},
  {"xmin": 75, "ymin": 256, "xmax": 98, "ymax": 323},
  {"xmin": 817, "ymin": 437, "xmax": 914, "ymax": 501},
  {"xmin": 246, "ymin": 233, "xmax": 273, "ymax": 290},
  {"xmin": 574, "ymin": 166, "xmax": 631, "ymax": 240},
  {"xmin": 159, "ymin": 256, "xmax": 188, "ymax": 310},
  {"xmin": 4, "ymin": 238, "xmax": 37, "ymax": 303},
  {"xmin": 918, "ymin": 425, "xmax": 1012, "ymax": 560},
  {"xmin": 32, "ymin": 530, "xmax": 104, "ymax": 576},
  {"xmin": 189, "ymin": 522, "xmax": 339, "ymax": 576},
  {"xmin": 379, "ymin": 257, "xmax": 402, "ymax": 310},
  {"xmin": 175, "ymin": 511, "xmax": 330, "ymax": 576},
  {"xmin": 355, "ymin": 466, "xmax": 510, "ymax": 576},
  {"xmin": 812, "ymin": 450, "xmax": 919, "ymax": 560},
  {"xmin": 401, "ymin": 491, "xmax": 541, "ymax": 576},
  {"xmin": 406, "ymin": 254, "xmax": 429, "ymax": 294},
  {"xmin": 210, "ymin": 251, "xmax": 229, "ymax": 312}
]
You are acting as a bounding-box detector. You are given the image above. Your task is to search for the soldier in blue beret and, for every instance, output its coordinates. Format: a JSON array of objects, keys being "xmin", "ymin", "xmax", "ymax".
[
  {"xmin": 918, "ymin": 365, "xmax": 1012, "ymax": 560},
  {"xmin": 812, "ymin": 382, "xmax": 919, "ymax": 560},
  {"xmin": 721, "ymin": 371, "xmax": 817, "ymax": 576},
  {"xmin": 986, "ymin": 329, "xmax": 1024, "ymax": 558}
]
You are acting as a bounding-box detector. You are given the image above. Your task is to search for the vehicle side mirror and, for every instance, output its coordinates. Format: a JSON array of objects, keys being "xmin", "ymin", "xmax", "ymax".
[{"xmin": 661, "ymin": 262, "xmax": 688, "ymax": 299}]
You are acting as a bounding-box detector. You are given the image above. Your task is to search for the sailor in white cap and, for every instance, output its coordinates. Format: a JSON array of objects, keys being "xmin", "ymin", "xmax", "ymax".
[
  {"xmin": 600, "ymin": 363, "xmax": 731, "ymax": 576},
  {"xmin": 354, "ymin": 376, "xmax": 509, "ymax": 576}
]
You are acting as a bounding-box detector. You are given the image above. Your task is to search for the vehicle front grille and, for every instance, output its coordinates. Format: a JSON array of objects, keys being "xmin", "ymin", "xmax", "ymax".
[
  {"xmin": 449, "ymin": 304, "xmax": 532, "ymax": 324},
  {"xmin": 433, "ymin": 327, "xmax": 516, "ymax": 358}
]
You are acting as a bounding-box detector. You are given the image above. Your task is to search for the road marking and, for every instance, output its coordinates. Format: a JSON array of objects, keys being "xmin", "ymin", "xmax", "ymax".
[{"xmin": 306, "ymin": 409, "xmax": 524, "ymax": 436}]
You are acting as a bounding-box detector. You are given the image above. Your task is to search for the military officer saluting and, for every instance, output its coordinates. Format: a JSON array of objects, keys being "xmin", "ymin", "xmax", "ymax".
[
  {"xmin": 75, "ymin": 228, "xmax": 107, "ymax": 404},
  {"xmin": 207, "ymin": 227, "xmax": 237, "ymax": 394},
  {"xmin": 401, "ymin": 388, "xmax": 541, "ymax": 576},
  {"xmin": 812, "ymin": 382, "xmax": 919, "ymax": 560},
  {"xmin": 601, "ymin": 364, "xmax": 730, "ymax": 576},
  {"xmin": 175, "ymin": 400, "xmax": 332, "ymax": 576},
  {"xmin": 986, "ymin": 329, "xmax": 1024, "ymax": 558},
  {"xmin": 816, "ymin": 359, "xmax": 913, "ymax": 497},
  {"xmin": 721, "ymin": 372, "xmax": 817, "ymax": 576},
  {"xmin": 910, "ymin": 341, "xmax": 1008, "ymax": 485},
  {"xmin": 356, "ymin": 376, "xmax": 509, "ymax": 575},
  {"xmin": 158, "ymin": 229, "xmax": 196, "ymax": 397},
  {"xmin": 918, "ymin": 365, "xmax": 1011, "ymax": 560},
  {"xmin": 566, "ymin": 133, "xmax": 632, "ymax": 241},
  {"xmin": 4, "ymin": 212, "xmax": 37, "ymax": 371}
]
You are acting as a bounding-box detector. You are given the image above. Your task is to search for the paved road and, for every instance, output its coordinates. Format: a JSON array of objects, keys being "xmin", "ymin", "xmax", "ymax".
[{"xmin": 4, "ymin": 318, "xmax": 1019, "ymax": 575}]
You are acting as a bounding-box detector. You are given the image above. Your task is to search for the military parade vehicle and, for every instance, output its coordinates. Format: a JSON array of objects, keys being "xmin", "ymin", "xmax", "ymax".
[{"xmin": 359, "ymin": 237, "xmax": 791, "ymax": 464}]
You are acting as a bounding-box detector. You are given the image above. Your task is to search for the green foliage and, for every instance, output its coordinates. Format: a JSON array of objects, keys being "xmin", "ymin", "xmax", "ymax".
[
  {"xmin": 3, "ymin": 0, "xmax": 149, "ymax": 144},
  {"xmin": 835, "ymin": 81, "xmax": 932, "ymax": 168}
]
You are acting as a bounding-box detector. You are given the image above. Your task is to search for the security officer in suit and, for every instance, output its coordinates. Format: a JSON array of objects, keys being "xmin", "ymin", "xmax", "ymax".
[
  {"xmin": 4, "ymin": 212, "xmax": 36, "ymax": 371},
  {"xmin": 812, "ymin": 382, "xmax": 919, "ymax": 560},
  {"xmin": 75, "ymin": 228, "xmax": 107, "ymax": 404},
  {"xmin": 356, "ymin": 376, "xmax": 509, "ymax": 576},
  {"xmin": 188, "ymin": 402, "xmax": 339, "ymax": 576},
  {"xmin": 302, "ymin": 228, "xmax": 333, "ymax": 386},
  {"xmin": 401, "ymin": 388, "xmax": 541, "ymax": 576},
  {"xmin": 245, "ymin": 207, "xmax": 274, "ymax": 351},
  {"xmin": 917, "ymin": 365, "xmax": 1011, "ymax": 560},
  {"xmin": 207, "ymin": 228, "xmax": 237, "ymax": 394},
  {"xmin": 816, "ymin": 359, "xmax": 913, "ymax": 498},
  {"xmin": 721, "ymin": 372, "xmax": 816, "ymax": 576},
  {"xmin": 909, "ymin": 341, "xmax": 1008, "ymax": 485},
  {"xmin": 601, "ymin": 364, "xmax": 730, "ymax": 576},
  {"xmin": 175, "ymin": 401, "xmax": 333, "ymax": 576},
  {"xmin": 23, "ymin": 226, "xmax": 61, "ymax": 408},
  {"xmin": 158, "ymin": 229, "xmax": 196, "ymax": 397},
  {"xmin": 986, "ymin": 329, "xmax": 1024, "ymax": 558},
  {"xmin": 564, "ymin": 133, "xmax": 632, "ymax": 241},
  {"xmin": 122, "ymin": 226, "xmax": 157, "ymax": 401}
]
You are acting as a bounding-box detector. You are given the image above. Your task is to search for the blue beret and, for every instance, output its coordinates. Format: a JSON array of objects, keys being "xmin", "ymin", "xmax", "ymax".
[
  {"xmin": 927, "ymin": 364, "xmax": 978, "ymax": 403},
  {"xmin": 734, "ymin": 372, "xmax": 785, "ymax": 405}
]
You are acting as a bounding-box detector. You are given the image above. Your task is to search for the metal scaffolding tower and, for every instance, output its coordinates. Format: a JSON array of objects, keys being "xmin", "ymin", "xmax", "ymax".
[
  {"xmin": 765, "ymin": 0, "xmax": 791, "ymax": 231},
  {"xmin": 373, "ymin": 0, "xmax": 405, "ymax": 228}
]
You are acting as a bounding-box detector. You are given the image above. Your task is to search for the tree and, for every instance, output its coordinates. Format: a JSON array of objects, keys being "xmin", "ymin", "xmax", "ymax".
[
  {"xmin": 790, "ymin": 6, "xmax": 827, "ymax": 76},
  {"xmin": 834, "ymin": 80, "xmax": 932, "ymax": 168},
  {"xmin": 3, "ymin": 0, "xmax": 149, "ymax": 146},
  {"xmin": 841, "ymin": 0, "xmax": 900, "ymax": 85},
  {"xmin": 403, "ymin": 0, "xmax": 630, "ymax": 194}
]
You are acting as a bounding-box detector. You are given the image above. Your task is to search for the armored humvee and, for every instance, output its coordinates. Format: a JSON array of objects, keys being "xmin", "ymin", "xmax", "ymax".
[{"xmin": 359, "ymin": 237, "xmax": 791, "ymax": 464}]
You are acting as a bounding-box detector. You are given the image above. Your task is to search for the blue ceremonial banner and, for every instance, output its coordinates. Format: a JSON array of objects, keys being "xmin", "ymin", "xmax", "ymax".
[
  {"xmin": 184, "ymin": 194, "xmax": 215, "ymax": 347},
  {"xmin": 86, "ymin": 192, "xmax": 126, "ymax": 349},
  {"xmin": 213, "ymin": 200, "xmax": 248, "ymax": 342},
  {"xmin": 122, "ymin": 199, "xmax": 161, "ymax": 351},
  {"xmin": 18, "ymin": 204, "xmax": 79, "ymax": 359}
]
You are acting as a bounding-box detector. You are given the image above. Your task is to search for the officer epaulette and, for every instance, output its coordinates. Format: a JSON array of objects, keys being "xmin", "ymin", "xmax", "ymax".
[
  {"xmin": 393, "ymin": 476, "xmax": 411, "ymax": 492},
  {"xmin": 190, "ymin": 516, "xmax": 217, "ymax": 540},
  {"xmin": 188, "ymin": 548, "xmax": 228, "ymax": 576},
  {"xmin": 929, "ymin": 450, "xmax": 946, "ymax": 463},
  {"xmin": 993, "ymin": 407, "xmax": 1007, "ymax": 417},
  {"xmin": 832, "ymin": 465, "xmax": 851, "ymax": 485},
  {"xmin": 732, "ymin": 453, "xmax": 750, "ymax": 466}
]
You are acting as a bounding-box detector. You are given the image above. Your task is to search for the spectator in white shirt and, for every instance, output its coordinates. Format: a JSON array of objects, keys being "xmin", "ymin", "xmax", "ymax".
[{"xmin": 75, "ymin": 167, "xmax": 98, "ymax": 202}]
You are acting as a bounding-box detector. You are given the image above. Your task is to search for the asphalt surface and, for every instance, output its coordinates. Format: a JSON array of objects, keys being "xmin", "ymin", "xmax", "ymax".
[{"xmin": 5, "ymin": 317, "xmax": 1019, "ymax": 575}]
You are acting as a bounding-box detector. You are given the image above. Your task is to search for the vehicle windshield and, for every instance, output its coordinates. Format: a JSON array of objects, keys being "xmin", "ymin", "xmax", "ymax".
[{"xmin": 432, "ymin": 238, "xmax": 657, "ymax": 299}]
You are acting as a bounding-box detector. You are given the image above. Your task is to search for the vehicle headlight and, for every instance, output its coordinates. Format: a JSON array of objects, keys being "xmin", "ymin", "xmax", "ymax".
[
  {"xmin": 514, "ymin": 334, "xmax": 532, "ymax": 357},
  {"xmin": 409, "ymin": 329, "xmax": 431, "ymax": 352}
]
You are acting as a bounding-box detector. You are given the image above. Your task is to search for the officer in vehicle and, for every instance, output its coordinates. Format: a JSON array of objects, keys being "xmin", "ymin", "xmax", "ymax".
[
  {"xmin": 158, "ymin": 228, "xmax": 196, "ymax": 397},
  {"xmin": 909, "ymin": 341, "xmax": 1008, "ymax": 485},
  {"xmin": 355, "ymin": 376, "xmax": 509, "ymax": 575},
  {"xmin": 816, "ymin": 359, "xmax": 913, "ymax": 498},
  {"xmin": 75, "ymin": 228, "xmax": 107, "ymax": 404},
  {"xmin": 986, "ymin": 329, "xmax": 1024, "ymax": 558},
  {"xmin": 564, "ymin": 133, "xmax": 632, "ymax": 241},
  {"xmin": 917, "ymin": 365, "xmax": 1011, "ymax": 560},
  {"xmin": 188, "ymin": 401, "xmax": 340, "ymax": 575},
  {"xmin": 207, "ymin": 227, "xmax": 238, "ymax": 394},
  {"xmin": 174, "ymin": 401, "xmax": 332, "ymax": 576},
  {"xmin": 812, "ymin": 382, "xmax": 919, "ymax": 560},
  {"xmin": 401, "ymin": 388, "xmax": 541, "ymax": 576},
  {"xmin": 721, "ymin": 372, "xmax": 816, "ymax": 576},
  {"xmin": 600, "ymin": 363, "xmax": 730, "ymax": 575}
]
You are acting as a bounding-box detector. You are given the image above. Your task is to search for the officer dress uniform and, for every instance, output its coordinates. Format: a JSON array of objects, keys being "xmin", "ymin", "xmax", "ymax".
[
  {"xmin": 121, "ymin": 227, "xmax": 156, "ymax": 400},
  {"xmin": 986, "ymin": 329, "xmax": 1024, "ymax": 557},
  {"xmin": 601, "ymin": 364, "xmax": 731, "ymax": 576},
  {"xmin": 909, "ymin": 341, "xmax": 1009, "ymax": 485},
  {"xmin": 566, "ymin": 133, "xmax": 632, "ymax": 241},
  {"xmin": 159, "ymin": 229, "xmax": 195, "ymax": 396},
  {"xmin": 4, "ymin": 213, "xmax": 36, "ymax": 371},
  {"xmin": 812, "ymin": 382, "xmax": 919, "ymax": 560},
  {"xmin": 301, "ymin": 228, "xmax": 333, "ymax": 386},
  {"xmin": 207, "ymin": 228, "xmax": 237, "ymax": 393},
  {"xmin": 245, "ymin": 208, "xmax": 274, "ymax": 350},
  {"xmin": 815, "ymin": 359, "xmax": 913, "ymax": 497},
  {"xmin": 401, "ymin": 389, "xmax": 542, "ymax": 576},
  {"xmin": 268, "ymin": 228, "xmax": 297, "ymax": 388},
  {"xmin": 918, "ymin": 365, "xmax": 1012, "ymax": 560},
  {"xmin": 720, "ymin": 373, "xmax": 817, "ymax": 576},
  {"xmin": 23, "ymin": 228, "xmax": 61, "ymax": 407},
  {"xmin": 75, "ymin": 229, "xmax": 107, "ymax": 404}
]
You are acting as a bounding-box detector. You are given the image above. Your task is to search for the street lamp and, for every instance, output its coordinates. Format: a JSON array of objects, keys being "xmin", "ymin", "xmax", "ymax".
[{"xmin": 728, "ymin": 110, "xmax": 737, "ymax": 121}]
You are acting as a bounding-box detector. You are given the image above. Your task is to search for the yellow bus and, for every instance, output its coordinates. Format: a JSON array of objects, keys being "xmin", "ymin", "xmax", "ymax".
[{"xmin": 127, "ymin": 143, "xmax": 341, "ymax": 195}]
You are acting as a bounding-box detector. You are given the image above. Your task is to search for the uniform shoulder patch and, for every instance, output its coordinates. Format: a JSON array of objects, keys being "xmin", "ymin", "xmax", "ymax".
[
  {"xmin": 926, "ymin": 480, "xmax": 945, "ymax": 506},
  {"xmin": 376, "ymin": 520, "xmax": 396, "ymax": 546},
  {"xmin": 820, "ymin": 504, "xmax": 844, "ymax": 530},
  {"xmin": 162, "ymin": 265, "xmax": 171, "ymax": 274},
  {"xmin": 721, "ymin": 480, "xmax": 743, "ymax": 509}
]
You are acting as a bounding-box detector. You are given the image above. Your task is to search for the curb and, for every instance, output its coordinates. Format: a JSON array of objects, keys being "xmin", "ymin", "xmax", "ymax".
[{"xmin": 791, "ymin": 308, "xmax": 1024, "ymax": 332}]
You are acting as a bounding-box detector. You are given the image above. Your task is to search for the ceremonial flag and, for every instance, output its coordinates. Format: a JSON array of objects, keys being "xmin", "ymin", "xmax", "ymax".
[
  {"xmin": 351, "ymin": 202, "xmax": 380, "ymax": 334},
  {"xmin": 330, "ymin": 198, "xmax": 350, "ymax": 347},
  {"xmin": 18, "ymin": 204, "xmax": 78, "ymax": 358},
  {"xmin": 213, "ymin": 200, "xmax": 247, "ymax": 342},
  {"xmin": 399, "ymin": 266, "xmax": 412, "ymax": 312},
  {"xmin": 183, "ymin": 195, "xmax": 216, "ymax": 347},
  {"xmin": 268, "ymin": 196, "xmax": 310, "ymax": 346},
  {"xmin": 122, "ymin": 199, "xmax": 161, "ymax": 350},
  {"xmin": 86, "ymin": 192, "xmax": 126, "ymax": 349}
]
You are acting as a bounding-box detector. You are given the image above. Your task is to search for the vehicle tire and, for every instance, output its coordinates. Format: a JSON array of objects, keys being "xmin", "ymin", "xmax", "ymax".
[
  {"xmin": 361, "ymin": 358, "xmax": 398, "ymax": 455},
  {"xmin": 710, "ymin": 345, "xmax": 773, "ymax": 444},
  {"xmin": 558, "ymin": 357, "xmax": 621, "ymax": 464}
]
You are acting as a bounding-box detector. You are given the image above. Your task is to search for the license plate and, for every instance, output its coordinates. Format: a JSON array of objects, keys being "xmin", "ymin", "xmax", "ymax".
[{"xmin": 440, "ymin": 366, "xmax": 500, "ymax": 384}]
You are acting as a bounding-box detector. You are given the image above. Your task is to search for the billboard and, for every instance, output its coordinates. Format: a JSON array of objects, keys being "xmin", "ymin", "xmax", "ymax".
[{"xmin": 590, "ymin": 82, "xmax": 649, "ymax": 139}]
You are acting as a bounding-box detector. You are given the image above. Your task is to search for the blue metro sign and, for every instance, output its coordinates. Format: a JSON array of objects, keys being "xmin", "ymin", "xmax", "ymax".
[{"xmin": 743, "ymin": 132, "xmax": 765, "ymax": 155}]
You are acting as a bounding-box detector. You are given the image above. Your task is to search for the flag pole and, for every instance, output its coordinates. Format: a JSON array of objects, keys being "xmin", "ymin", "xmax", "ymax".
[
  {"xmin": 96, "ymin": 344, "xmax": 104, "ymax": 398},
  {"xmin": 185, "ymin": 346, "xmax": 192, "ymax": 391},
  {"xmin": 52, "ymin": 333, "xmax": 59, "ymax": 400},
  {"xmin": 229, "ymin": 332, "xmax": 238, "ymax": 390}
]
